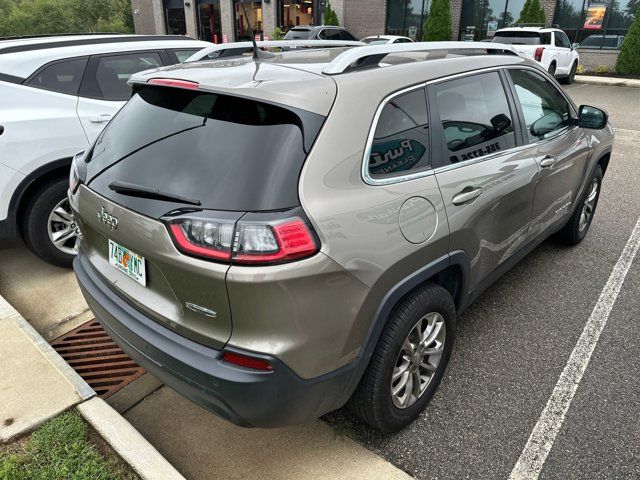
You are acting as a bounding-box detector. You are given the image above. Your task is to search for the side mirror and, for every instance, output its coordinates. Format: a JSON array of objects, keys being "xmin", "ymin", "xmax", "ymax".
[
  {"xmin": 530, "ymin": 112, "xmax": 562, "ymax": 137},
  {"xmin": 578, "ymin": 105, "xmax": 608, "ymax": 129},
  {"xmin": 572, "ymin": 43, "xmax": 579, "ymax": 50}
]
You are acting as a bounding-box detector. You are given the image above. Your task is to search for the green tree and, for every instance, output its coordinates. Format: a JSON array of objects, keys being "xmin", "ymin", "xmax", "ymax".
[
  {"xmin": 423, "ymin": 0, "xmax": 452, "ymax": 40},
  {"xmin": 616, "ymin": 13, "xmax": 640, "ymax": 75},
  {"xmin": 324, "ymin": 1, "xmax": 339, "ymax": 26},
  {"xmin": 517, "ymin": 0, "xmax": 546, "ymax": 25}
]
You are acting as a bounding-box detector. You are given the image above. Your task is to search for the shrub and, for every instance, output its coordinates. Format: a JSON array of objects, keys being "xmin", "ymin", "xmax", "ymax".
[
  {"xmin": 517, "ymin": 0, "xmax": 546, "ymax": 25},
  {"xmin": 576, "ymin": 64, "xmax": 586, "ymax": 75},
  {"xmin": 271, "ymin": 27, "xmax": 284, "ymax": 40},
  {"xmin": 615, "ymin": 13, "xmax": 640, "ymax": 75},
  {"xmin": 423, "ymin": 0, "xmax": 452, "ymax": 41},
  {"xmin": 324, "ymin": 2, "xmax": 339, "ymax": 26},
  {"xmin": 595, "ymin": 64, "xmax": 610, "ymax": 74}
]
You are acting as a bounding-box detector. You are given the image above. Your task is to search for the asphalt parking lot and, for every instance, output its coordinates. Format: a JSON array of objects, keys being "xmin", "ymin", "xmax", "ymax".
[
  {"xmin": 326, "ymin": 83, "xmax": 640, "ymax": 479},
  {"xmin": 0, "ymin": 83, "xmax": 638, "ymax": 480}
]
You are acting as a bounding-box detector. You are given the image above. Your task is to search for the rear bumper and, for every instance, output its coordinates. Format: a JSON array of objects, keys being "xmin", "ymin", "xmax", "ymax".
[{"xmin": 74, "ymin": 252, "xmax": 361, "ymax": 428}]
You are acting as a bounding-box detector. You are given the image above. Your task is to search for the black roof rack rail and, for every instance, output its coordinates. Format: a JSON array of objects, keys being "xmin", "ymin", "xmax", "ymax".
[{"xmin": 0, "ymin": 35, "xmax": 197, "ymax": 55}]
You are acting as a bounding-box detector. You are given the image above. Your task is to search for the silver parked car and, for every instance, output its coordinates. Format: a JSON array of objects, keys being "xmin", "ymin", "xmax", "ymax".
[{"xmin": 70, "ymin": 42, "xmax": 613, "ymax": 431}]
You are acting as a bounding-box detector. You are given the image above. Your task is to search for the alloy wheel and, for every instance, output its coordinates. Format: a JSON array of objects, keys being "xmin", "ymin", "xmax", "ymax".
[
  {"xmin": 47, "ymin": 198, "xmax": 81, "ymax": 255},
  {"xmin": 579, "ymin": 178, "xmax": 599, "ymax": 232},
  {"xmin": 391, "ymin": 312, "xmax": 446, "ymax": 409}
]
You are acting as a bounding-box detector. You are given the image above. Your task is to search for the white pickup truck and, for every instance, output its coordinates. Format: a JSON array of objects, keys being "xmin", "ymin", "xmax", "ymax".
[{"xmin": 491, "ymin": 27, "xmax": 580, "ymax": 84}]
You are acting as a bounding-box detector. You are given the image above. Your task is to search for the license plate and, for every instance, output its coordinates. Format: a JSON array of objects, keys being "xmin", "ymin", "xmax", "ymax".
[{"xmin": 108, "ymin": 239, "xmax": 146, "ymax": 286}]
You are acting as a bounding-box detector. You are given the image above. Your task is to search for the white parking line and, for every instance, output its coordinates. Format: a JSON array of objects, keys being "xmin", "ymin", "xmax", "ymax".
[{"xmin": 509, "ymin": 215, "xmax": 640, "ymax": 480}]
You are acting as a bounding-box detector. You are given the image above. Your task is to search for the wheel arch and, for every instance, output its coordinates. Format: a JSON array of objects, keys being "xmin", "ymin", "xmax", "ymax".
[{"xmin": 10, "ymin": 157, "xmax": 73, "ymax": 228}]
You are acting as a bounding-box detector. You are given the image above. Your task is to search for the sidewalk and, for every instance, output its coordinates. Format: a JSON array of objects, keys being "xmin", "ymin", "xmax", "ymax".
[
  {"xmin": 0, "ymin": 293, "xmax": 185, "ymax": 479},
  {"xmin": 575, "ymin": 75, "xmax": 640, "ymax": 88}
]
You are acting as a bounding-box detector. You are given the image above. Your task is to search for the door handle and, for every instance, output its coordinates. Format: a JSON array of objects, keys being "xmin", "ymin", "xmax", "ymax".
[
  {"xmin": 452, "ymin": 187, "xmax": 483, "ymax": 205},
  {"xmin": 538, "ymin": 155, "xmax": 557, "ymax": 168},
  {"xmin": 89, "ymin": 114, "xmax": 112, "ymax": 124}
]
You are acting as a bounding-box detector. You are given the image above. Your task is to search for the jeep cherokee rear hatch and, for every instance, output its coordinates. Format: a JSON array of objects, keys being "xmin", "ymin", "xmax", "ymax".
[{"xmin": 74, "ymin": 82, "xmax": 327, "ymax": 348}]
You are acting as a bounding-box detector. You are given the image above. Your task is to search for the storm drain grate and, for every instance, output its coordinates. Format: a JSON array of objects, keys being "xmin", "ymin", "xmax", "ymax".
[{"xmin": 50, "ymin": 319, "xmax": 146, "ymax": 398}]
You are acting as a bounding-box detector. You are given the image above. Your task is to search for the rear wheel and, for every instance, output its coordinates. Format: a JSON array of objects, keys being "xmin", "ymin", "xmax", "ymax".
[
  {"xmin": 557, "ymin": 166, "xmax": 602, "ymax": 245},
  {"xmin": 349, "ymin": 283, "xmax": 456, "ymax": 432},
  {"xmin": 548, "ymin": 62, "xmax": 557, "ymax": 78},
  {"xmin": 20, "ymin": 177, "xmax": 80, "ymax": 268}
]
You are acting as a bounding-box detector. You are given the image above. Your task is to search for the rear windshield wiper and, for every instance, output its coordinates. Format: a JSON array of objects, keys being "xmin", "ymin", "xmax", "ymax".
[{"xmin": 108, "ymin": 181, "xmax": 201, "ymax": 206}]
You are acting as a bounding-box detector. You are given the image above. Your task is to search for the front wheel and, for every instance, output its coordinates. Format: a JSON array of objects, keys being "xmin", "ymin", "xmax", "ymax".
[
  {"xmin": 349, "ymin": 283, "xmax": 456, "ymax": 432},
  {"xmin": 557, "ymin": 166, "xmax": 602, "ymax": 245},
  {"xmin": 20, "ymin": 177, "xmax": 80, "ymax": 268}
]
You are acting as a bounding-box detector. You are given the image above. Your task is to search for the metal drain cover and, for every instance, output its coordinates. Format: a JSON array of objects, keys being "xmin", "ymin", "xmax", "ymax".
[{"xmin": 50, "ymin": 319, "xmax": 146, "ymax": 398}]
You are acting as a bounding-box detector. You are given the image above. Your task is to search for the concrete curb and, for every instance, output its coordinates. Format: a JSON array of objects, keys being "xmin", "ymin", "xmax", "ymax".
[
  {"xmin": 78, "ymin": 397, "xmax": 186, "ymax": 480},
  {"xmin": 575, "ymin": 75, "xmax": 640, "ymax": 88}
]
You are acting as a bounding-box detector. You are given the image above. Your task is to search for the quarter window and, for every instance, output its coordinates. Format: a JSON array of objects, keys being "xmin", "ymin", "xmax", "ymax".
[
  {"xmin": 172, "ymin": 49, "xmax": 201, "ymax": 63},
  {"xmin": 94, "ymin": 52, "xmax": 162, "ymax": 101},
  {"xmin": 27, "ymin": 58, "xmax": 87, "ymax": 95},
  {"xmin": 508, "ymin": 69, "xmax": 572, "ymax": 143},
  {"xmin": 434, "ymin": 72, "xmax": 516, "ymax": 164},
  {"xmin": 368, "ymin": 88, "xmax": 430, "ymax": 180}
]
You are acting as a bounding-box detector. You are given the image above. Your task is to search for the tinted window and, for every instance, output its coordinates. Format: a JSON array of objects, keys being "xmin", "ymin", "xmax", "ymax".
[
  {"xmin": 27, "ymin": 58, "xmax": 87, "ymax": 95},
  {"xmin": 435, "ymin": 72, "xmax": 515, "ymax": 164},
  {"xmin": 368, "ymin": 88, "xmax": 430, "ymax": 179},
  {"xmin": 340, "ymin": 30, "xmax": 356, "ymax": 41},
  {"xmin": 492, "ymin": 31, "xmax": 543, "ymax": 45},
  {"xmin": 558, "ymin": 32, "xmax": 571, "ymax": 48},
  {"xmin": 85, "ymin": 86, "xmax": 323, "ymax": 214},
  {"xmin": 509, "ymin": 69, "xmax": 572, "ymax": 143},
  {"xmin": 173, "ymin": 49, "xmax": 201, "ymax": 62},
  {"xmin": 321, "ymin": 29, "xmax": 342, "ymax": 40},
  {"xmin": 94, "ymin": 52, "xmax": 162, "ymax": 101},
  {"xmin": 284, "ymin": 28, "xmax": 312, "ymax": 39},
  {"xmin": 554, "ymin": 32, "xmax": 563, "ymax": 47}
]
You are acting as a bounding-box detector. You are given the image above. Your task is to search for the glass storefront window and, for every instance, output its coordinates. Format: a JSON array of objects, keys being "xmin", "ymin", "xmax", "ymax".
[
  {"xmin": 386, "ymin": 0, "xmax": 429, "ymax": 40},
  {"xmin": 554, "ymin": 0, "xmax": 637, "ymax": 47},
  {"xmin": 278, "ymin": 0, "xmax": 316, "ymax": 31},
  {"xmin": 236, "ymin": 0, "xmax": 263, "ymax": 40},
  {"xmin": 164, "ymin": 0, "xmax": 186, "ymax": 35},
  {"xmin": 458, "ymin": 0, "xmax": 525, "ymax": 40},
  {"xmin": 197, "ymin": 0, "xmax": 223, "ymax": 43}
]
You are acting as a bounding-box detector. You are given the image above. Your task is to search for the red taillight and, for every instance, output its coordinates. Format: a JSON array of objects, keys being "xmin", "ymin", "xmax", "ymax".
[
  {"xmin": 234, "ymin": 219, "xmax": 317, "ymax": 264},
  {"xmin": 221, "ymin": 352, "xmax": 273, "ymax": 371},
  {"xmin": 534, "ymin": 47, "xmax": 545, "ymax": 62},
  {"xmin": 168, "ymin": 216, "xmax": 317, "ymax": 265},
  {"xmin": 148, "ymin": 78, "xmax": 200, "ymax": 90}
]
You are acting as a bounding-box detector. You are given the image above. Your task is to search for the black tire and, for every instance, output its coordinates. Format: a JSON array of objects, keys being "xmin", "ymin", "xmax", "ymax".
[
  {"xmin": 557, "ymin": 166, "xmax": 603, "ymax": 245},
  {"xmin": 548, "ymin": 62, "xmax": 557, "ymax": 77},
  {"xmin": 560, "ymin": 62, "xmax": 578, "ymax": 85},
  {"xmin": 349, "ymin": 283, "xmax": 456, "ymax": 432},
  {"xmin": 20, "ymin": 177, "xmax": 77, "ymax": 268}
]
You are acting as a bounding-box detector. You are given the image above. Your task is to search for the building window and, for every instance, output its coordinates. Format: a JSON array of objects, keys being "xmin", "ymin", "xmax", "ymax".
[
  {"xmin": 236, "ymin": 0, "xmax": 263, "ymax": 40},
  {"xmin": 553, "ymin": 0, "xmax": 638, "ymax": 48},
  {"xmin": 458, "ymin": 0, "xmax": 528, "ymax": 40},
  {"xmin": 164, "ymin": 0, "xmax": 186, "ymax": 35},
  {"xmin": 278, "ymin": 0, "xmax": 318, "ymax": 32},
  {"xmin": 197, "ymin": 0, "xmax": 223, "ymax": 43},
  {"xmin": 386, "ymin": 0, "xmax": 429, "ymax": 40}
]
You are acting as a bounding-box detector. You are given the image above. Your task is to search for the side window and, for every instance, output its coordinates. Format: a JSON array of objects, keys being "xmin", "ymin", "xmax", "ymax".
[
  {"xmin": 559, "ymin": 32, "xmax": 571, "ymax": 48},
  {"xmin": 368, "ymin": 88, "xmax": 430, "ymax": 179},
  {"xmin": 554, "ymin": 33, "xmax": 563, "ymax": 47},
  {"xmin": 27, "ymin": 58, "xmax": 87, "ymax": 95},
  {"xmin": 340, "ymin": 30, "xmax": 356, "ymax": 41},
  {"xmin": 318, "ymin": 29, "xmax": 326, "ymax": 39},
  {"xmin": 325, "ymin": 29, "xmax": 343, "ymax": 40},
  {"xmin": 93, "ymin": 52, "xmax": 162, "ymax": 101},
  {"xmin": 434, "ymin": 72, "xmax": 516, "ymax": 164},
  {"xmin": 172, "ymin": 49, "xmax": 201, "ymax": 63},
  {"xmin": 508, "ymin": 69, "xmax": 572, "ymax": 143}
]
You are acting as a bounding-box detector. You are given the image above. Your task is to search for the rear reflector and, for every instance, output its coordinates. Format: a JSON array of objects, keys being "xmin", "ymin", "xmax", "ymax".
[
  {"xmin": 222, "ymin": 352, "xmax": 273, "ymax": 371},
  {"xmin": 148, "ymin": 78, "xmax": 200, "ymax": 90}
]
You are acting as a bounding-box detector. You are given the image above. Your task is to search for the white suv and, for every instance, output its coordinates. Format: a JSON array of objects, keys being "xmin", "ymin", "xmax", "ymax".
[
  {"xmin": 491, "ymin": 27, "xmax": 579, "ymax": 83},
  {"xmin": 0, "ymin": 34, "xmax": 209, "ymax": 266}
]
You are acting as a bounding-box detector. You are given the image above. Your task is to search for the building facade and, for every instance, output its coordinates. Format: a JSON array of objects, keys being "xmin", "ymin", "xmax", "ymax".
[{"xmin": 132, "ymin": 0, "xmax": 636, "ymax": 68}]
